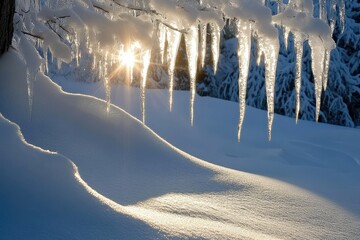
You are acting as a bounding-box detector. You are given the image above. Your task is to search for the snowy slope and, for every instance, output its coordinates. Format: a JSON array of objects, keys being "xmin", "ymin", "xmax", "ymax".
[
  {"xmin": 56, "ymin": 76, "xmax": 360, "ymax": 216},
  {"xmin": 0, "ymin": 116, "xmax": 160, "ymax": 239},
  {"xmin": 1, "ymin": 51, "xmax": 360, "ymax": 239}
]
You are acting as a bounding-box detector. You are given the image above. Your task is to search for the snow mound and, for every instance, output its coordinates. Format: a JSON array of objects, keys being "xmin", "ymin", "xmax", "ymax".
[{"xmin": 1, "ymin": 51, "xmax": 359, "ymax": 239}]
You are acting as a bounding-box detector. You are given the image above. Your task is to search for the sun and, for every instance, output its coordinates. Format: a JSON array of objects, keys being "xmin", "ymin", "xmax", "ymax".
[{"xmin": 119, "ymin": 49, "xmax": 135, "ymax": 68}]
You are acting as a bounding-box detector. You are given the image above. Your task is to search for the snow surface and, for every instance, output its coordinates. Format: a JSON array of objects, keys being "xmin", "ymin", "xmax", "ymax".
[{"xmin": 1, "ymin": 51, "xmax": 360, "ymax": 239}]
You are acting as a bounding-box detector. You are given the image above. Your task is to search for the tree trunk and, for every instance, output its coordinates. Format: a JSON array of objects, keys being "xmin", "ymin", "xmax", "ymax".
[{"xmin": 0, "ymin": 0, "xmax": 15, "ymax": 55}]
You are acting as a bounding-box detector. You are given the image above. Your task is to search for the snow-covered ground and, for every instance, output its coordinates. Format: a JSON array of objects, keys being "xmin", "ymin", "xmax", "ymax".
[{"xmin": 1, "ymin": 51, "xmax": 360, "ymax": 239}]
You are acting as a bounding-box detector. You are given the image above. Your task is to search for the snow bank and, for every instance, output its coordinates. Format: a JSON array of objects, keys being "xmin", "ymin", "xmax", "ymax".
[{"xmin": 1, "ymin": 50, "xmax": 360, "ymax": 239}]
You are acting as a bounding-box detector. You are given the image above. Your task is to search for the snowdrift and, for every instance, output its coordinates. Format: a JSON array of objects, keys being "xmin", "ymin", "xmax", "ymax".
[{"xmin": 1, "ymin": 51, "xmax": 360, "ymax": 239}]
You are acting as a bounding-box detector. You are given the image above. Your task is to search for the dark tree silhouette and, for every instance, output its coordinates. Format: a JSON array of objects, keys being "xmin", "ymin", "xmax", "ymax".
[{"xmin": 0, "ymin": 0, "xmax": 15, "ymax": 55}]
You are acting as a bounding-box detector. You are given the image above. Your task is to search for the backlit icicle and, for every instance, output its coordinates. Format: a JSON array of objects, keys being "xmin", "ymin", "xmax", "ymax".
[
  {"xmin": 210, "ymin": 23, "xmax": 220, "ymax": 74},
  {"xmin": 256, "ymin": 36, "xmax": 265, "ymax": 66},
  {"xmin": 322, "ymin": 49, "xmax": 331, "ymax": 91},
  {"xmin": 236, "ymin": 20, "xmax": 252, "ymax": 142},
  {"xmin": 103, "ymin": 52, "xmax": 111, "ymax": 113},
  {"xmin": 129, "ymin": 47, "xmax": 135, "ymax": 84},
  {"xmin": 262, "ymin": 37, "xmax": 279, "ymax": 141},
  {"xmin": 294, "ymin": 32, "xmax": 304, "ymax": 124},
  {"xmin": 158, "ymin": 23, "xmax": 167, "ymax": 64},
  {"xmin": 141, "ymin": 50, "xmax": 151, "ymax": 124},
  {"xmin": 199, "ymin": 23, "xmax": 207, "ymax": 69},
  {"xmin": 308, "ymin": 36, "xmax": 325, "ymax": 122},
  {"xmin": 185, "ymin": 26, "xmax": 199, "ymax": 127},
  {"xmin": 166, "ymin": 28, "xmax": 182, "ymax": 111}
]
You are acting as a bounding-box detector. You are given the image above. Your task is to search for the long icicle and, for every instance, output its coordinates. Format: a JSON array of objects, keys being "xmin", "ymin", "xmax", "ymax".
[
  {"xmin": 103, "ymin": 51, "xmax": 111, "ymax": 114},
  {"xmin": 141, "ymin": 50, "xmax": 151, "ymax": 124},
  {"xmin": 210, "ymin": 23, "xmax": 220, "ymax": 75},
  {"xmin": 322, "ymin": 49, "xmax": 331, "ymax": 91},
  {"xmin": 237, "ymin": 20, "xmax": 252, "ymax": 142},
  {"xmin": 338, "ymin": 0, "xmax": 346, "ymax": 33},
  {"xmin": 308, "ymin": 36, "xmax": 325, "ymax": 122},
  {"xmin": 320, "ymin": 0, "xmax": 327, "ymax": 21},
  {"xmin": 199, "ymin": 23, "xmax": 207, "ymax": 69},
  {"xmin": 166, "ymin": 28, "xmax": 182, "ymax": 112},
  {"xmin": 158, "ymin": 22, "xmax": 167, "ymax": 64},
  {"xmin": 294, "ymin": 32, "xmax": 304, "ymax": 124},
  {"xmin": 185, "ymin": 26, "xmax": 199, "ymax": 127},
  {"xmin": 262, "ymin": 37, "xmax": 279, "ymax": 141}
]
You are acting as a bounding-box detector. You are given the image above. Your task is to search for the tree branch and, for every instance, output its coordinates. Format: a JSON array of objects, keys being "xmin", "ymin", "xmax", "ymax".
[
  {"xmin": 112, "ymin": 0, "xmax": 160, "ymax": 16},
  {"xmin": 21, "ymin": 31, "xmax": 44, "ymax": 40}
]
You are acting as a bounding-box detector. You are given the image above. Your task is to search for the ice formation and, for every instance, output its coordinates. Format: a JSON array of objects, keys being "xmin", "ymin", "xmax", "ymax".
[
  {"xmin": 157, "ymin": 22, "xmax": 167, "ymax": 64},
  {"xmin": 308, "ymin": 36, "xmax": 325, "ymax": 122},
  {"xmin": 293, "ymin": 32, "xmax": 304, "ymax": 124},
  {"xmin": 166, "ymin": 29, "xmax": 182, "ymax": 112},
  {"xmin": 185, "ymin": 26, "xmax": 199, "ymax": 126},
  {"xmin": 141, "ymin": 50, "xmax": 152, "ymax": 123},
  {"xmin": 13, "ymin": 0, "xmax": 341, "ymax": 140},
  {"xmin": 262, "ymin": 37, "xmax": 279, "ymax": 141},
  {"xmin": 199, "ymin": 23, "xmax": 207, "ymax": 69},
  {"xmin": 236, "ymin": 20, "xmax": 252, "ymax": 142},
  {"xmin": 210, "ymin": 23, "xmax": 220, "ymax": 75}
]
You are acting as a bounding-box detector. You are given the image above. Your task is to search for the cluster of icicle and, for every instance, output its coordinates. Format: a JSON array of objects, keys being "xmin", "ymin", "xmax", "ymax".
[{"xmin": 15, "ymin": 0, "xmax": 345, "ymax": 141}]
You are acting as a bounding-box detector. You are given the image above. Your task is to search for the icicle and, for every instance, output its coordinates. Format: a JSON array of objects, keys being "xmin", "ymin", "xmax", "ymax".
[
  {"xmin": 185, "ymin": 26, "xmax": 199, "ymax": 127},
  {"xmin": 210, "ymin": 23, "xmax": 220, "ymax": 74},
  {"xmin": 262, "ymin": 37, "xmax": 279, "ymax": 141},
  {"xmin": 166, "ymin": 28, "xmax": 182, "ymax": 111},
  {"xmin": 319, "ymin": 0, "xmax": 327, "ymax": 21},
  {"xmin": 129, "ymin": 42, "xmax": 140, "ymax": 84},
  {"xmin": 322, "ymin": 49, "xmax": 331, "ymax": 91},
  {"xmin": 44, "ymin": 47, "xmax": 48, "ymax": 74},
  {"xmin": 329, "ymin": 0, "xmax": 337, "ymax": 34},
  {"xmin": 256, "ymin": 38, "xmax": 264, "ymax": 66},
  {"xmin": 293, "ymin": 32, "xmax": 304, "ymax": 124},
  {"xmin": 237, "ymin": 20, "xmax": 252, "ymax": 142},
  {"xmin": 158, "ymin": 22, "xmax": 167, "ymax": 64},
  {"xmin": 57, "ymin": 58, "xmax": 62, "ymax": 70},
  {"xmin": 283, "ymin": 27, "xmax": 290, "ymax": 51},
  {"xmin": 308, "ymin": 36, "xmax": 325, "ymax": 122},
  {"xmin": 74, "ymin": 32, "xmax": 80, "ymax": 67},
  {"xmin": 338, "ymin": 0, "xmax": 345, "ymax": 32},
  {"xmin": 199, "ymin": 23, "xmax": 207, "ymax": 69},
  {"xmin": 103, "ymin": 52, "xmax": 111, "ymax": 113},
  {"xmin": 26, "ymin": 69, "xmax": 34, "ymax": 116},
  {"xmin": 141, "ymin": 50, "xmax": 151, "ymax": 124},
  {"xmin": 93, "ymin": 52, "xmax": 97, "ymax": 70}
]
